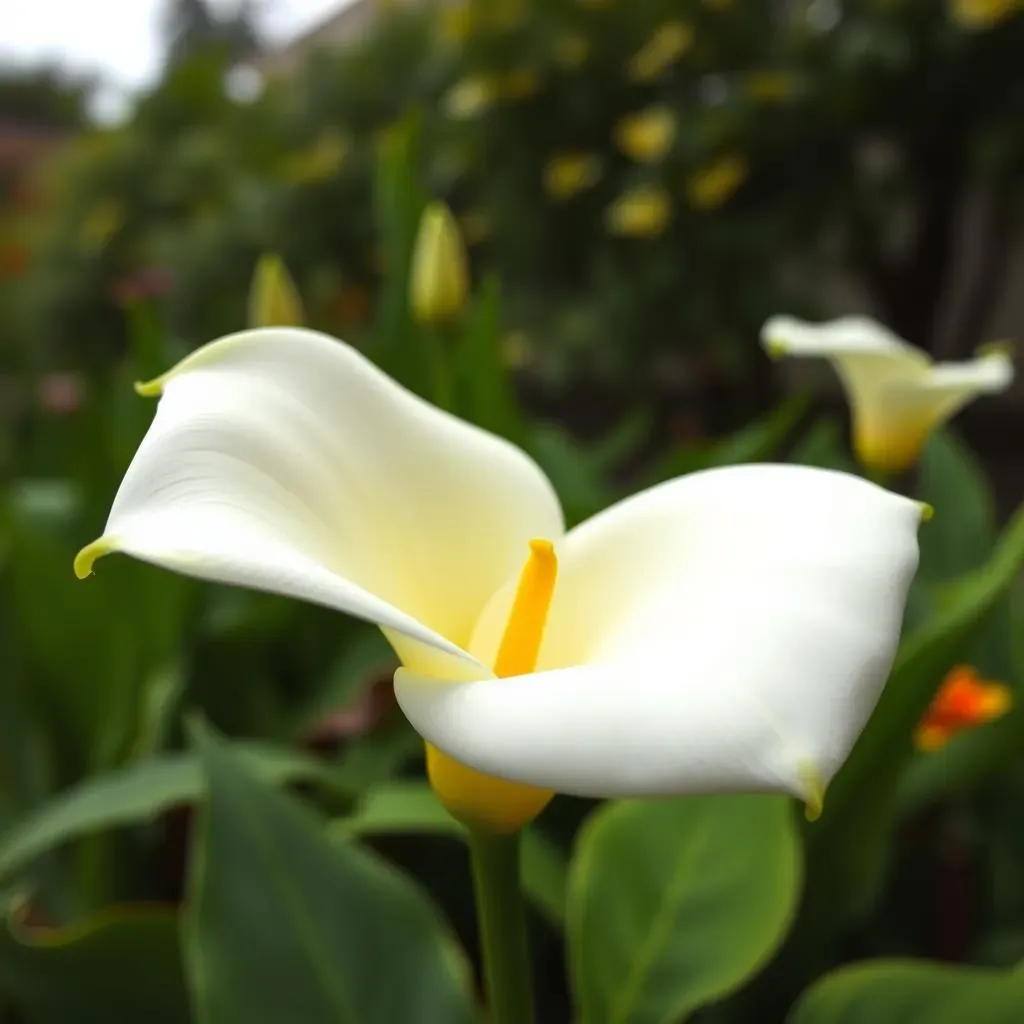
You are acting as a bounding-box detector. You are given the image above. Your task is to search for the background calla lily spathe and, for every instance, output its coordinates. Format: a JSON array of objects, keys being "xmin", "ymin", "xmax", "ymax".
[{"xmin": 762, "ymin": 316, "xmax": 1014, "ymax": 474}]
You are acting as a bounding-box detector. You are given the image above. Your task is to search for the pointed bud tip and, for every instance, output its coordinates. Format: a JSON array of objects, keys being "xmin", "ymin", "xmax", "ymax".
[
  {"xmin": 764, "ymin": 337, "xmax": 787, "ymax": 360},
  {"xmin": 250, "ymin": 253, "xmax": 304, "ymax": 328},
  {"xmin": 919, "ymin": 502, "xmax": 934, "ymax": 523}
]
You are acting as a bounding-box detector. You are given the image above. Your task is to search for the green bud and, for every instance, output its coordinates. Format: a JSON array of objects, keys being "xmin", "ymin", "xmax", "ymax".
[
  {"xmin": 249, "ymin": 254, "xmax": 304, "ymax": 328},
  {"xmin": 410, "ymin": 202, "xmax": 468, "ymax": 326}
]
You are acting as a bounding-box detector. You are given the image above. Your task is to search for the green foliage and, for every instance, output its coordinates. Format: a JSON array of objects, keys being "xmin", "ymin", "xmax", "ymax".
[
  {"xmin": 791, "ymin": 960, "xmax": 1024, "ymax": 1024},
  {"xmin": 568, "ymin": 795, "xmax": 801, "ymax": 1023},
  {"xmin": 1, "ymin": 8, "xmax": 1024, "ymax": 1019},
  {"xmin": 0, "ymin": 908, "xmax": 188, "ymax": 1024},
  {"xmin": 184, "ymin": 723, "xmax": 479, "ymax": 1024}
]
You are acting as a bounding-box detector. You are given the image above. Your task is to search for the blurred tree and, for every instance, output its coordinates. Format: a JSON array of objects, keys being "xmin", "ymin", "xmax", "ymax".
[
  {"xmin": 162, "ymin": 0, "xmax": 261, "ymax": 71},
  {"xmin": 0, "ymin": 66, "xmax": 91, "ymax": 129}
]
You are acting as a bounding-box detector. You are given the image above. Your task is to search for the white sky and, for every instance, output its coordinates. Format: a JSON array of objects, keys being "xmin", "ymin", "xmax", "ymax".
[{"xmin": 2, "ymin": 0, "xmax": 351, "ymax": 118}]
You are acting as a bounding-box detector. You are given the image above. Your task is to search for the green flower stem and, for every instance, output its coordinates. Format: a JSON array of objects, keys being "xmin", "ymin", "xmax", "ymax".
[
  {"xmin": 423, "ymin": 323, "xmax": 455, "ymax": 411},
  {"xmin": 467, "ymin": 829, "xmax": 535, "ymax": 1024}
]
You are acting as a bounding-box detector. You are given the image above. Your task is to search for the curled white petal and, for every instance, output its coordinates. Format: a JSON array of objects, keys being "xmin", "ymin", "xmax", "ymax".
[
  {"xmin": 396, "ymin": 465, "xmax": 922, "ymax": 800},
  {"xmin": 80, "ymin": 328, "xmax": 563, "ymax": 661},
  {"xmin": 761, "ymin": 315, "xmax": 1013, "ymax": 469}
]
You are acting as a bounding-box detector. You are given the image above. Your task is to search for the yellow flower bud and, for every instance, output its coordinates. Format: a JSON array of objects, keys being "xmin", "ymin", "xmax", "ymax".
[
  {"xmin": 686, "ymin": 154, "xmax": 748, "ymax": 210},
  {"xmin": 249, "ymin": 254, "xmax": 304, "ymax": 328},
  {"xmin": 614, "ymin": 106, "xmax": 677, "ymax": 163},
  {"xmin": 443, "ymin": 77, "xmax": 495, "ymax": 119},
  {"xmin": 628, "ymin": 21, "xmax": 694, "ymax": 81},
  {"xmin": 543, "ymin": 152, "xmax": 602, "ymax": 200},
  {"xmin": 411, "ymin": 202, "xmax": 469, "ymax": 326},
  {"xmin": 951, "ymin": 0, "xmax": 1022, "ymax": 29},
  {"xmin": 605, "ymin": 184, "xmax": 673, "ymax": 237}
]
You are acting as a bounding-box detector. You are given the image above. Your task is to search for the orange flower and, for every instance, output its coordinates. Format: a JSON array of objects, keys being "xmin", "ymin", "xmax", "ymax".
[{"xmin": 914, "ymin": 665, "xmax": 1011, "ymax": 751}]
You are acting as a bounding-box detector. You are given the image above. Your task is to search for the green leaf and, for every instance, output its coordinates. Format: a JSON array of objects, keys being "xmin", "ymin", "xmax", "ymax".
[
  {"xmin": 186, "ymin": 724, "xmax": 479, "ymax": 1024},
  {"xmin": 915, "ymin": 430, "xmax": 996, "ymax": 582},
  {"xmin": 0, "ymin": 906, "xmax": 188, "ymax": 1024},
  {"xmin": 0, "ymin": 745, "xmax": 350, "ymax": 886},
  {"xmin": 568, "ymin": 794, "xmax": 801, "ymax": 1024},
  {"xmin": 789, "ymin": 417, "xmax": 857, "ymax": 473},
  {"xmin": 333, "ymin": 781, "xmax": 568, "ymax": 927},
  {"xmin": 454, "ymin": 274, "xmax": 526, "ymax": 444},
  {"xmin": 790, "ymin": 960, "xmax": 1024, "ymax": 1024}
]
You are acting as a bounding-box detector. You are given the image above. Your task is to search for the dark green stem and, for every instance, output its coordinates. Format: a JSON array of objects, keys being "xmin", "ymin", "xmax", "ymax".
[{"xmin": 467, "ymin": 829, "xmax": 535, "ymax": 1024}]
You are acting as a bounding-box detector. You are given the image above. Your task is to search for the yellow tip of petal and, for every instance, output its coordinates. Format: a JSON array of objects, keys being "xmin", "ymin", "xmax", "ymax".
[
  {"xmin": 133, "ymin": 377, "xmax": 164, "ymax": 397},
  {"xmin": 976, "ymin": 339, "xmax": 1014, "ymax": 361},
  {"xmin": 798, "ymin": 761, "xmax": 825, "ymax": 821},
  {"xmin": 919, "ymin": 502, "xmax": 934, "ymax": 522},
  {"xmin": 73, "ymin": 538, "xmax": 117, "ymax": 579},
  {"xmin": 764, "ymin": 338, "xmax": 787, "ymax": 360}
]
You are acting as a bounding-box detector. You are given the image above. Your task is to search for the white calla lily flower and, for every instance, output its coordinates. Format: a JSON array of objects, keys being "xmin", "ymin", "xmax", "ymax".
[
  {"xmin": 762, "ymin": 315, "xmax": 1013, "ymax": 473},
  {"xmin": 77, "ymin": 328, "xmax": 923, "ymax": 830}
]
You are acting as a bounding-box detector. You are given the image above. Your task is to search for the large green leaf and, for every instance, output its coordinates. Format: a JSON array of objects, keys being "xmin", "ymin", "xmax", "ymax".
[
  {"xmin": 790, "ymin": 960, "xmax": 1024, "ymax": 1024},
  {"xmin": 0, "ymin": 905, "xmax": 188, "ymax": 1024},
  {"xmin": 332, "ymin": 780, "xmax": 568, "ymax": 926},
  {"xmin": 185, "ymin": 724, "xmax": 479, "ymax": 1024},
  {"xmin": 0, "ymin": 745, "xmax": 351, "ymax": 886},
  {"xmin": 568, "ymin": 794, "xmax": 801, "ymax": 1024}
]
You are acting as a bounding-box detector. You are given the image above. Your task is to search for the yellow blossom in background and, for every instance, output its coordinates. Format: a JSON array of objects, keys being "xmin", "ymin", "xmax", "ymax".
[
  {"xmin": 543, "ymin": 152, "xmax": 603, "ymax": 201},
  {"xmin": 615, "ymin": 106, "xmax": 678, "ymax": 163},
  {"xmin": 687, "ymin": 154, "xmax": 749, "ymax": 209},
  {"xmin": 459, "ymin": 209, "xmax": 492, "ymax": 246},
  {"xmin": 554, "ymin": 33, "xmax": 590, "ymax": 69},
  {"xmin": 605, "ymin": 184, "xmax": 673, "ymax": 237},
  {"xmin": 79, "ymin": 201, "xmax": 123, "ymax": 252},
  {"xmin": 743, "ymin": 71, "xmax": 802, "ymax": 105},
  {"xmin": 280, "ymin": 129, "xmax": 349, "ymax": 185},
  {"xmin": 249, "ymin": 255, "xmax": 304, "ymax": 328},
  {"xmin": 499, "ymin": 67, "xmax": 541, "ymax": 101},
  {"xmin": 951, "ymin": 0, "xmax": 1023, "ymax": 29},
  {"xmin": 411, "ymin": 201, "xmax": 469, "ymax": 325},
  {"xmin": 439, "ymin": 1, "xmax": 476, "ymax": 43},
  {"xmin": 914, "ymin": 665, "xmax": 1012, "ymax": 751},
  {"xmin": 628, "ymin": 21, "xmax": 694, "ymax": 81},
  {"xmin": 444, "ymin": 76, "xmax": 496, "ymax": 119}
]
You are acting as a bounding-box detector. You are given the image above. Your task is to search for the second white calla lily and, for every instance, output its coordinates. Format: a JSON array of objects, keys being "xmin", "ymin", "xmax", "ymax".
[
  {"xmin": 77, "ymin": 327, "xmax": 923, "ymax": 828},
  {"xmin": 762, "ymin": 315, "xmax": 1013, "ymax": 473}
]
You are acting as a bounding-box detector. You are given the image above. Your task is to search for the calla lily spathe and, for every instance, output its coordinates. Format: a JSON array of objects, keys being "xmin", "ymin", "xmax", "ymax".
[
  {"xmin": 762, "ymin": 315, "xmax": 1013, "ymax": 473},
  {"xmin": 77, "ymin": 327, "xmax": 923, "ymax": 821}
]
